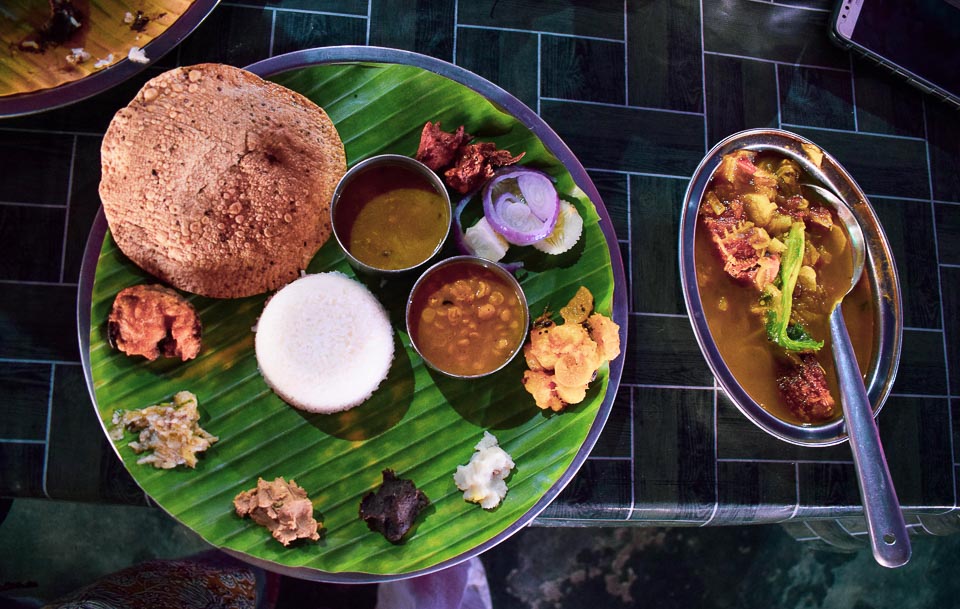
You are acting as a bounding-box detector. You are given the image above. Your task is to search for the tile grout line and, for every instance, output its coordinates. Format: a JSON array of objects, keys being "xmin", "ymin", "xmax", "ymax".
[
  {"xmin": 365, "ymin": 0, "xmax": 372, "ymax": 46},
  {"xmin": 0, "ymin": 127, "xmax": 103, "ymax": 137},
  {"xmin": 890, "ymin": 393, "xmax": 952, "ymax": 399},
  {"xmin": 626, "ymin": 172, "xmax": 634, "ymax": 313},
  {"xmin": 789, "ymin": 462, "xmax": 802, "ymax": 520},
  {"xmin": 0, "ymin": 201, "xmax": 68, "ymax": 209},
  {"xmin": 41, "ymin": 363, "xmax": 55, "ymax": 499},
  {"xmin": 221, "ymin": 2, "xmax": 363, "ymax": 19},
  {"xmin": 627, "ymin": 386, "xmax": 636, "ymax": 520},
  {"xmin": 848, "ymin": 53, "xmax": 859, "ymax": 132},
  {"xmin": 751, "ymin": 0, "xmax": 832, "ymax": 13},
  {"xmin": 631, "ymin": 311, "xmax": 688, "ymax": 319},
  {"xmin": 622, "ymin": 0, "xmax": 629, "ymax": 107},
  {"xmin": 538, "ymin": 96, "xmax": 705, "ymax": 116},
  {"xmin": 456, "ymin": 22, "xmax": 624, "ymax": 44},
  {"xmin": 720, "ymin": 458, "xmax": 855, "ymax": 465},
  {"xmin": 451, "ymin": 0, "xmax": 459, "ymax": 65},
  {"xmin": 0, "ymin": 358, "xmax": 80, "ymax": 366},
  {"xmin": 268, "ymin": 9, "xmax": 276, "ymax": 58},
  {"xmin": 0, "ymin": 280, "xmax": 79, "ymax": 287},
  {"xmin": 699, "ymin": 380, "xmax": 720, "ymax": 527},
  {"xmin": 774, "ymin": 64, "xmax": 783, "ymax": 129},
  {"xmin": 625, "ymin": 144, "xmax": 635, "ymax": 520},
  {"xmin": 921, "ymin": 97, "xmax": 957, "ymax": 508},
  {"xmin": 704, "ymin": 50, "xmax": 850, "ymax": 73},
  {"xmin": 58, "ymin": 135, "xmax": 78, "ymax": 283},
  {"xmin": 626, "ymin": 383, "xmax": 716, "ymax": 391},
  {"xmin": 536, "ymin": 33, "xmax": 542, "ymax": 116},
  {"xmin": 584, "ymin": 167, "xmax": 690, "ymax": 181},
  {"xmin": 0, "ymin": 439, "xmax": 46, "ymax": 445},
  {"xmin": 699, "ymin": 0, "xmax": 708, "ymax": 151},
  {"xmin": 870, "ymin": 193, "xmax": 942, "ymax": 202},
  {"xmin": 781, "ymin": 122, "xmax": 928, "ymax": 142}
]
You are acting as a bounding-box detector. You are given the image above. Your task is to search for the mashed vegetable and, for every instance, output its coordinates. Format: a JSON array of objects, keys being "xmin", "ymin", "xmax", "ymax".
[{"xmin": 109, "ymin": 391, "xmax": 217, "ymax": 469}]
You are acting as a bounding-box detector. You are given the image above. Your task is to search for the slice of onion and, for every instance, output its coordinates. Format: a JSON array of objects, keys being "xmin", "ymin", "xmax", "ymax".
[{"xmin": 482, "ymin": 168, "xmax": 559, "ymax": 246}]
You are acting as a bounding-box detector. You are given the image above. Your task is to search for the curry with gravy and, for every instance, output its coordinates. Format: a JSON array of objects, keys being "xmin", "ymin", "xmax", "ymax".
[{"xmin": 695, "ymin": 150, "xmax": 874, "ymax": 425}]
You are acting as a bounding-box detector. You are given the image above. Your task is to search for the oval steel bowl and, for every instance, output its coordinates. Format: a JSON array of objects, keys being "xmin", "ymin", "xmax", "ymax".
[{"xmin": 679, "ymin": 128, "xmax": 902, "ymax": 446}]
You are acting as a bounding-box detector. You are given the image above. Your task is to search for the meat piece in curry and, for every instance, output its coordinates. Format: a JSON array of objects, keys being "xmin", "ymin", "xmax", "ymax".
[{"xmin": 696, "ymin": 149, "xmax": 873, "ymax": 424}]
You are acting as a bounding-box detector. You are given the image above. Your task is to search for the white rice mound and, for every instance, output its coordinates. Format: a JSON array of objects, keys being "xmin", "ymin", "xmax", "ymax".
[{"xmin": 254, "ymin": 272, "xmax": 394, "ymax": 413}]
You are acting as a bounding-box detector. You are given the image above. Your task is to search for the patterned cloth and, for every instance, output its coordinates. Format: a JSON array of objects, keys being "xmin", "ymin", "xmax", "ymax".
[{"xmin": 42, "ymin": 552, "xmax": 272, "ymax": 609}]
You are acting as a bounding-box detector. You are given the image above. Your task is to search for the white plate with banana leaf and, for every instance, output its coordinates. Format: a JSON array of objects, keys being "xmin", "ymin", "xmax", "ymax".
[
  {"xmin": 0, "ymin": 0, "xmax": 218, "ymax": 116},
  {"xmin": 78, "ymin": 47, "xmax": 628, "ymax": 582}
]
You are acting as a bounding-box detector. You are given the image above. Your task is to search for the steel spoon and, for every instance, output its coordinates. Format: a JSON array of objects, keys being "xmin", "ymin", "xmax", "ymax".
[{"xmin": 802, "ymin": 183, "xmax": 911, "ymax": 568}]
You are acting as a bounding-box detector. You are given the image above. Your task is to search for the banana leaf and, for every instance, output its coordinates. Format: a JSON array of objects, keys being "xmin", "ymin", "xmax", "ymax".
[
  {"xmin": 0, "ymin": 0, "xmax": 194, "ymax": 97},
  {"xmin": 87, "ymin": 61, "xmax": 619, "ymax": 579}
]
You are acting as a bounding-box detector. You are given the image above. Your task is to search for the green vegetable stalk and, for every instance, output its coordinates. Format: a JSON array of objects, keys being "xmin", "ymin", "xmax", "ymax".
[{"xmin": 765, "ymin": 222, "xmax": 824, "ymax": 352}]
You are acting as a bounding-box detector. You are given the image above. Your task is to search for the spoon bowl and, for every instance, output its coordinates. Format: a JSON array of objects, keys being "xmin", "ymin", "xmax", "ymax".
[{"xmin": 801, "ymin": 182, "xmax": 911, "ymax": 568}]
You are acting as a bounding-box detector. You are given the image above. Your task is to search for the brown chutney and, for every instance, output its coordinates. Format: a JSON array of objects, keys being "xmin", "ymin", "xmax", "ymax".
[{"xmin": 407, "ymin": 258, "xmax": 527, "ymax": 377}]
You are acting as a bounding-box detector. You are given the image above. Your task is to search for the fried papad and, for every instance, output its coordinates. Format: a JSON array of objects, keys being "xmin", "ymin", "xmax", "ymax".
[{"xmin": 99, "ymin": 63, "xmax": 346, "ymax": 298}]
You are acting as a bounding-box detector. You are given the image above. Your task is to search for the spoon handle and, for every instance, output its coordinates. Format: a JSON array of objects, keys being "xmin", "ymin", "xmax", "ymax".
[{"xmin": 830, "ymin": 306, "xmax": 911, "ymax": 568}]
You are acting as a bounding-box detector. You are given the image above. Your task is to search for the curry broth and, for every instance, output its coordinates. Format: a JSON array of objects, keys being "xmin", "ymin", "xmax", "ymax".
[
  {"xmin": 694, "ymin": 160, "xmax": 876, "ymax": 426},
  {"xmin": 337, "ymin": 165, "xmax": 449, "ymax": 270}
]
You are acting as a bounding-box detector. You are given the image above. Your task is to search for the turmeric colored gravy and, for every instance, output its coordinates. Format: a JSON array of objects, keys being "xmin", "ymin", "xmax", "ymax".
[
  {"xmin": 337, "ymin": 164, "xmax": 449, "ymax": 271},
  {"xmin": 694, "ymin": 152, "xmax": 875, "ymax": 425}
]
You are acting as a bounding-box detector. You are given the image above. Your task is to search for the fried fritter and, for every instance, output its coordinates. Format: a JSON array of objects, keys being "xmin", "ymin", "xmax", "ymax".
[{"xmin": 521, "ymin": 287, "xmax": 621, "ymax": 412}]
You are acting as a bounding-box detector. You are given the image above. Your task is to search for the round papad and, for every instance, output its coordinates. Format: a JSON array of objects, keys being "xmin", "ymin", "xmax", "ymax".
[{"xmin": 99, "ymin": 63, "xmax": 346, "ymax": 298}]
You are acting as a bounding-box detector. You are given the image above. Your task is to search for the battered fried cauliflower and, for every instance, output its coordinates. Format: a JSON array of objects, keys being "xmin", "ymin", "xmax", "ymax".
[{"xmin": 521, "ymin": 288, "xmax": 621, "ymax": 412}]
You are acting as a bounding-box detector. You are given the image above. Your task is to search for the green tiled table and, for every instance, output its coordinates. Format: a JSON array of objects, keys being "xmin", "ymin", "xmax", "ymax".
[{"xmin": 2, "ymin": 0, "xmax": 959, "ymax": 555}]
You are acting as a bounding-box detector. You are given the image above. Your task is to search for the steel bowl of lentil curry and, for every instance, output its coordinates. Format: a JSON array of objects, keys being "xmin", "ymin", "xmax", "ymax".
[
  {"xmin": 331, "ymin": 154, "xmax": 452, "ymax": 277},
  {"xmin": 406, "ymin": 255, "xmax": 529, "ymax": 379},
  {"xmin": 679, "ymin": 129, "xmax": 902, "ymax": 446}
]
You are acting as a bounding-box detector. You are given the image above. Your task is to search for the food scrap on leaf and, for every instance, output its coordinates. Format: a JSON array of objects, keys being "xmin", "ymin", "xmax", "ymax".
[
  {"xmin": 109, "ymin": 391, "xmax": 217, "ymax": 469},
  {"xmin": 359, "ymin": 470, "xmax": 430, "ymax": 543},
  {"xmin": 234, "ymin": 477, "xmax": 322, "ymax": 546},
  {"xmin": 522, "ymin": 287, "xmax": 621, "ymax": 412}
]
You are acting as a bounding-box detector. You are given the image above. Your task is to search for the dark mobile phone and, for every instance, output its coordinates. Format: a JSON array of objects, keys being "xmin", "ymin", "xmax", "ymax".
[{"xmin": 830, "ymin": 0, "xmax": 960, "ymax": 109}]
